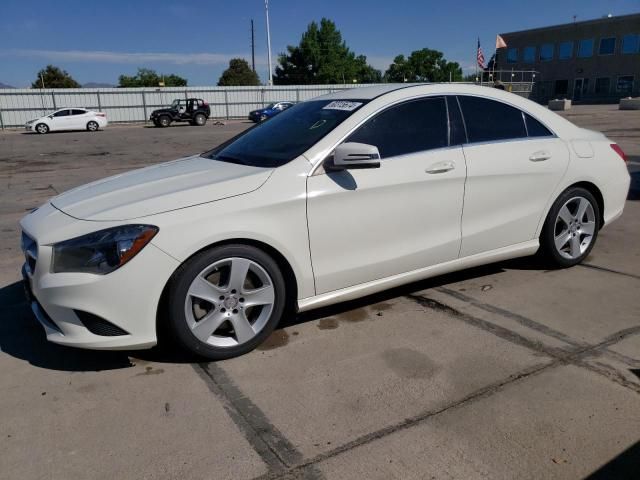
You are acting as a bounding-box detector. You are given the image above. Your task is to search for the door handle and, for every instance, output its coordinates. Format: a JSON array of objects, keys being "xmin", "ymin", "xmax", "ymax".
[
  {"xmin": 426, "ymin": 161, "xmax": 455, "ymax": 174},
  {"xmin": 529, "ymin": 150, "xmax": 551, "ymax": 162}
]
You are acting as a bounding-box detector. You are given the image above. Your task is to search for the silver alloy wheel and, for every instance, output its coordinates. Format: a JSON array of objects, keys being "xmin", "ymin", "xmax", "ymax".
[
  {"xmin": 184, "ymin": 257, "xmax": 275, "ymax": 347},
  {"xmin": 36, "ymin": 123, "xmax": 48, "ymax": 134},
  {"xmin": 554, "ymin": 196, "xmax": 596, "ymax": 260},
  {"xmin": 87, "ymin": 121, "xmax": 98, "ymax": 131},
  {"xmin": 195, "ymin": 114, "xmax": 205, "ymax": 125}
]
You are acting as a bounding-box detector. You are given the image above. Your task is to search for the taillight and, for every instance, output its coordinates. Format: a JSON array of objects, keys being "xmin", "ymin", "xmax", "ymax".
[
  {"xmin": 610, "ymin": 144, "xmax": 627, "ymax": 163},
  {"xmin": 96, "ymin": 112, "xmax": 106, "ymax": 117}
]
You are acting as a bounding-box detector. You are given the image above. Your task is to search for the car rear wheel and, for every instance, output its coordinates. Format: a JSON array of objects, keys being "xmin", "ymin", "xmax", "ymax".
[
  {"xmin": 540, "ymin": 187, "xmax": 600, "ymax": 268},
  {"xmin": 86, "ymin": 121, "xmax": 99, "ymax": 132},
  {"xmin": 158, "ymin": 115, "xmax": 171, "ymax": 127},
  {"xmin": 167, "ymin": 245, "xmax": 286, "ymax": 360},
  {"xmin": 35, "ymin": 123, "xmax": 49, "ymax": 134},
  {"xmin": 194, "ymin": 113, "xmax": 207, "ymax": 126}
]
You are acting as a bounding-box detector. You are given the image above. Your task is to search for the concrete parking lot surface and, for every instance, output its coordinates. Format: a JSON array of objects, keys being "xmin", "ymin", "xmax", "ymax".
[{"xmin": 1, "ymin": 106, "xmax": 639, "ymax": 480}]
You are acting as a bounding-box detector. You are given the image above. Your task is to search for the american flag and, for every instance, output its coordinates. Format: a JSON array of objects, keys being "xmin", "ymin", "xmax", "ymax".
[{"xmin": 477, "ymin": 38, "xmax": 486, "ymax": 70}]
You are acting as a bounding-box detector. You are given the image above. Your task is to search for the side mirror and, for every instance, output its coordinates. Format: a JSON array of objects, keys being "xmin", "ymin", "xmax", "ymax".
[
  {"xmin": 48, "ymin": 115, "xmax": 54, "ymax": 119},
  {"xmin": 328, "ymin": 142, "xmax": 381, "ymax": 170}
]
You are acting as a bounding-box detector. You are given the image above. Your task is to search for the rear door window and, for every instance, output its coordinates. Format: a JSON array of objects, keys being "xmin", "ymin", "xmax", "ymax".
[
  {"xmin": 71, "ymin": 109, "xmax": 86, "ymax": 115},
  {"xmin": 524, "ymin": 113, "xmax": 553, "ymax": 137},
  {"xmin": 457, "ymin": 96, "xmax": 527, "ymax": 143},
  {"xmin": 346, "ymin": 97, "xmax": 448, "ymax": 158}
]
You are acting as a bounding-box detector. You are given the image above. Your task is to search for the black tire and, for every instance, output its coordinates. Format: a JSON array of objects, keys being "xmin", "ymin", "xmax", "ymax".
[
  {"xmin": 35, "ymin": 123, "xmax": 49, "ymax": 134},
  {"xmin": 158, "ymin": 115, "xmax": 171, "ymax": 127},
  {"xmin": 539, "ymin": 187, "xmax": 600, "ymax": 268},
  {"xmin": 86, "ymin": 121, "xmax": 99, "ymax": 132},
  {"xmin": 152, "ymin": 119, "xmax": 160, "ymax": 127},
  {"xmin": 194, "ymin": 113, "xmax": 207, "ymax": 126},
  {"xmin": 166, "ymin": 244, "xmax": 287, "ymax": 360}
]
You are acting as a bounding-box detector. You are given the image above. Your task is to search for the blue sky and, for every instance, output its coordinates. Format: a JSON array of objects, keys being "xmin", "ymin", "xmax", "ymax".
[{"xmin": 0, "ymin": 0, "xmax": 637, "ymax": 87}]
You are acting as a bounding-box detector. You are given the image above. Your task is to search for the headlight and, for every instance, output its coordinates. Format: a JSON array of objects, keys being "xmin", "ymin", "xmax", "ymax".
[{"xmin": 52, "ymin": 225, "xmax": 158, "ymax": 274}]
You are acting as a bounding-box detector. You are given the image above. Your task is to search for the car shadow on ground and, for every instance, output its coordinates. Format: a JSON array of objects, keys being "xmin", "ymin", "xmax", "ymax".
[
  {"xmin": 0, "ymin": 256, "xmax": 547, "ymax": 371},
  {"xmin": 0, "ymin": 281, "xmax": 134, "ymax": 371},
  {"xmin": 584, "ymin": 439, "xmax": 640, "ymax": 479}
]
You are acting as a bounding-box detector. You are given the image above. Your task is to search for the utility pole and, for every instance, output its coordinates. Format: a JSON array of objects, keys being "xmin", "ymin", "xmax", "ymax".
[
  {"xmin": 251, "ymin": 19, "xmax": 256, "ymax": 73},
  {"xmin": 265, "ymin": 0, "xmax": 273, "ymax": 85}
]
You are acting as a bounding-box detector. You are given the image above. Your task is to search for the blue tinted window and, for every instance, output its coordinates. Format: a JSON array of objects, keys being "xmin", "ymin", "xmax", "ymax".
[
  {"xmin": 599, "ymin": 37, "xmax": 616, "ymax": 55},
  {"xmin": 559, "ymin": 41, "xmax": 573, "ymax": 59},
  {"xmin": 578, "ymin": 39, "xmax": 594, "ymax": 57},
  {"xmin": 206, "ymin": 100, "xmax": 366, "ymax": 167},
  {"xmin": 458, "ymin": 96, "xmax": 527, "ymax": 143},
  {"xmin": 540, "ymin": 44, "xmax": 554, "ymax": 61},
  {"xmin": 347, "ymin": 98, "xmax": 448, "ymax": 158},
  {"xmin": 622, "ymin": 34, "xmax": 639, "ymax": 54},
  {"xmin": 506, "ymin": 48, "xmax": 518, "ymax": 63},
  {"xmin": 523, "ymin": 46, "xmax": 536, "ymax": 63},
  {"xmin": 617, "ymin": 76, "xmax": 634, "ymax": 94}
]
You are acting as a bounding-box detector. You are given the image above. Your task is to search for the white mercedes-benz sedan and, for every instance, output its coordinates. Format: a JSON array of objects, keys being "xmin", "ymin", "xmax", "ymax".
[
  {"xmin": 20, "ymin": 84, "xmax": 630, "ymax": 359},
  {"xmin": 25, "ymin": 108, "xmax": 108, "ymax": 134}
]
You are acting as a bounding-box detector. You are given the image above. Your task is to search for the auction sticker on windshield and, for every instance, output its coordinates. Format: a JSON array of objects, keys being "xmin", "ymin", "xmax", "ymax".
[{"xmin": 322, "ymin": 101, "xmax": 363, "ymax": 111}]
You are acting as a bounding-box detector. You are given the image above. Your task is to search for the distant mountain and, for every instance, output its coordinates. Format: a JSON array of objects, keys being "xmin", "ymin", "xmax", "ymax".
[
  {"xmin": 0, "ymin": 82, "xmax": 15, "ymax": 89},
  {"xmin": 83, "ymin": 82, "xmax": 115, "ymax": 88}
]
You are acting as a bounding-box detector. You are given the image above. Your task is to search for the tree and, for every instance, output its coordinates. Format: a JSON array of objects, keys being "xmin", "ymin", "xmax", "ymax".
[
  {"xmin": 217, "ymin": 59, "xmax": 260, "ymax": 86},
  {"xmin": 274, "ymin": 18, "xmax": 381, "ymax": 85},
  {"xmin": 32, "ymin": 65, "xmax": 80, "ymax": 88},
  {"xmin": 384, "ymin": 48, "xmax": 462, "ymax": 83},
  {"xmin": 118, "ymin": 68, "xmax": 187, "ymax": 87}
]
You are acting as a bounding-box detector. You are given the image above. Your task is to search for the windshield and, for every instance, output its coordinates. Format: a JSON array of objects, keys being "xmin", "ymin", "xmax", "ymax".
[
  {"xmin": 170, "ymin": 99, "xmax": 184, "ymax": 108},
  {"xmin": 203, "ymin": 99, "xmax": 367, "ymax": 168}
]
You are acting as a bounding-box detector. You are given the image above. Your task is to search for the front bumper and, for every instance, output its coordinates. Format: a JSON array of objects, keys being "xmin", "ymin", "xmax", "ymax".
[{"xmin": 20, "ymin": 212, "xmax": 180, "ymax": 350}]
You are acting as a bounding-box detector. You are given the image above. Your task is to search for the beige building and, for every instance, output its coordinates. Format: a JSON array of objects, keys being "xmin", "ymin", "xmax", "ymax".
[{"xmin": 496, "ymin": 13, "xmax": 640, "ymax": 103}]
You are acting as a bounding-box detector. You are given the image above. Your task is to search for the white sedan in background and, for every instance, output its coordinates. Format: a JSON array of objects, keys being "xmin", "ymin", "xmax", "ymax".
[
  {"xmin": 26, "ymin": 108, "xmax": 108, "ymax": 133},
  {"xmin": 20, "ymin": 84, "xmax": 630, "ymax": 360}
]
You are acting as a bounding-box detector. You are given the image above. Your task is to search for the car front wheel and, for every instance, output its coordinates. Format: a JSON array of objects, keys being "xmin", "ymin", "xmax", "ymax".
[
  {"xmin": 35, "ymin": 123, "xmax": 49, "ymax": 134},
  {"xmin": 540, "ymin": 187, "xmax": 600, "ymax": 267},
  {"xmin": 166, "ymin": 245, "xmax": 286, "ymax": 360},
  {"xmin": 158, "ymin": 116, "xmax": 171, "ymax": 127}
]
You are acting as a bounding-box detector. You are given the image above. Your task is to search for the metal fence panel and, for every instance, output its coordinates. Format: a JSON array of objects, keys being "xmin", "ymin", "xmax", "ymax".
[{"xmin": 0, "ymin": 84, "xmax": 369, "ymax": 128}]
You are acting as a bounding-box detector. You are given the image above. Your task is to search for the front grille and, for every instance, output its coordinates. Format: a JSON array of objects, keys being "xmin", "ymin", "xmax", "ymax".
[{"xmin": 74, "ymin": 310, "xmax": 129, "ymax": 336}]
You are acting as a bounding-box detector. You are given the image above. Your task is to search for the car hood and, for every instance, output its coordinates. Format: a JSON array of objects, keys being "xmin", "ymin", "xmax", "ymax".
[{"xmin": 50, "ymin": 155, "xmax": 273, "ymax": 221}]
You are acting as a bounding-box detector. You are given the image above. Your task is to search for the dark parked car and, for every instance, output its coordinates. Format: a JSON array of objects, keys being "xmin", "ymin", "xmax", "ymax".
[
  {"xmin": 150, "ymin": 98, "xmax": 210, "ymax": 127},
  {"xmin": 248, "ymin": 101, "xmax": 295, "ymax": 122}
]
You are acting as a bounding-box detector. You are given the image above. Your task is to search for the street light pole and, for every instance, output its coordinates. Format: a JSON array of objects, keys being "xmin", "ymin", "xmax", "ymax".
[{"xmin": 265, "ymin": 0, "xmax": 273, "ymax": 85}]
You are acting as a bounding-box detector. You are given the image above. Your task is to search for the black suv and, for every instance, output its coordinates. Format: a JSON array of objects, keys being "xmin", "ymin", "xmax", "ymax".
[{"xmin": 150, "ymin": 98, "xmax": 211, "ymax": 127}]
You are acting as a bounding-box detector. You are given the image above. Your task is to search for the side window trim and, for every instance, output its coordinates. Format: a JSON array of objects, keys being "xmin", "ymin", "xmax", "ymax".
[
  {"xmin": 521, "ymin": 111, "xmax": 529, "ymax": 137},
  {"xmin": 443, "ymin": 95, "xmax": 451, "ymax": 147}
]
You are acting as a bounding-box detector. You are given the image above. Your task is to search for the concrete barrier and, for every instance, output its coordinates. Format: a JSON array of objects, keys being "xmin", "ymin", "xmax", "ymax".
[
  {"xmin": 619, "ymin": 97, "xmax": 640, "ymax": 110},
  {"xmin": 548, "ymin": 99, "xmax": 572, "ymax": 111}
]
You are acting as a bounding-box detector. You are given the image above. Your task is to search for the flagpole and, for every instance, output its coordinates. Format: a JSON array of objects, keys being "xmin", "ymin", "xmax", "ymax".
[{"xmin": 475, "ymin": 38, "xmax": 478, "ymax": 84}]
